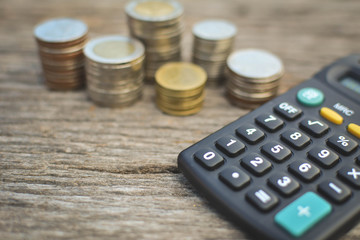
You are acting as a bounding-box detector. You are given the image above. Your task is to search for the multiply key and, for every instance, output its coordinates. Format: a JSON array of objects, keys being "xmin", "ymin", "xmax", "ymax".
[{"xmin": 338, "ymin": 166, "xmax": 360, "ymax": 188}]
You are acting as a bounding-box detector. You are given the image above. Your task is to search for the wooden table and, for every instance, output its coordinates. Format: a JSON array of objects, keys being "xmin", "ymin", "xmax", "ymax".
[{"xmin": 1, "ymin": 0, "xmax": 360, "ymax": 239}]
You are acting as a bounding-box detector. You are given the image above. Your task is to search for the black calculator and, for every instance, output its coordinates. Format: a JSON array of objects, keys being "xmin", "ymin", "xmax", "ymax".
[{"xmin": 178, "ymin": 55, "xmax": 360, "ymax": 240}]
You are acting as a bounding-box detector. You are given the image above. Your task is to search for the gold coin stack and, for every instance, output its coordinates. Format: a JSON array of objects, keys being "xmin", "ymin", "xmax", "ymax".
[
  {"xmin": 125, "ymin": 0, "xmax": 184, "ymax": 80},
  {"xmin": 192, "ymin": 19, "xmax": 237, "ymax": 86},
  {"xmin": 226, "ymin": 49, "xmax": 284, "ymax": 109},
  {"xmin": 155, "ymin": 62, "xmax": 207, "ymax": 116},
  {"xmin": 34, "ymin": 18, "xmax": 88, "ymax": 90},
  {"xmin": 84, "ymin": 35, "xmax": 145, "ymax": 107}
]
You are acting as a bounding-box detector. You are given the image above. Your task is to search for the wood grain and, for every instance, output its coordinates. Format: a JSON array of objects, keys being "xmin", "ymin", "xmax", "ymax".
[{"xmin": 1, "ymin": 0, "xmax": 360, "ymax": 239}]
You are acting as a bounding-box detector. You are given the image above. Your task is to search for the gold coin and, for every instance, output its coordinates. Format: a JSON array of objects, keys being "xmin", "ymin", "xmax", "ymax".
[
  {"xmin": 135, "ymin": 1, "xmax": 175, "ymax": 18},
  {"xmin": 155, "ymin": 62, "xmax": 207, "ymax": 91}
]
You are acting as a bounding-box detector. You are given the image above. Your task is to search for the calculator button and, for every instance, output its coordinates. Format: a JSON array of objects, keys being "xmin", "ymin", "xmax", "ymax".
[
  {"xmin": 289, "ymin": 160, "xmax": 320, "ymax": 182},
  {"xmin": 241, "ymin": 153, "xmax": 272, "ymax": 176},
  {"xmin": 299, "ymin": 119, "xmax": 329, "ymax": 138},
  {"xmin": 246, "ymin": 188, "xmax": 278, "ymax": 212},
  {"xmin": 194, "ymin": 148, "xmax": 224, "ymax": 170},
  {"xmin": 216, "ymin": 135, "xmax": 245, "ymax": 157},
  {"xmin": 255, "ymin": 114, "xmax": 284, "ymax": 132},
  {"xmin": 275, "ymin": 192, "xmax": 331, "ymax": 237},
  {"xmin": 320, "ymin": 107, "xmax": 343, "ymax": 125},
  {"xmin": 273, "ymin": 102, "xmax": 302, "ymax": 121},
  {"xmin": 280, "ymin": 129, "xmax": 311, "ymax": 150},
  {"xmin": 356, "ymin": 156, "xmax": 360, "ymax": 166},
  {"xmin": 308, "ymin": 147, "xmax": 339, "ymax": 168},
  {"xmin": 348, "ymin": 123, "xmax": 360, "ymax": 139},
  {"xmin": 338, "ymin": 166, "xmax": 360, "ymax": 189},
  {"xmin": 219, "ymin": 167, "xmax": 250, "ymax": 190},
  {"xmin": 318, "ymin": 179, "xmax": 351, "ymax": 203},
  {"xmin": 327, "ymin": 134, "xmax": 358, "ymax": 156},
  {"xmin": 268, "ymin": 173, "xmax": 300, "ymax": 197},
  {"xmin": 261, "ymin": 142, "xmax": 292, "ymax": 162},
  {"xmin": 296, "ymin": 87, "xmax": 324, "ymax": 107},
  {"xmin": 236, "ymin": 124, "xmax": 265, "ymax": 144}
]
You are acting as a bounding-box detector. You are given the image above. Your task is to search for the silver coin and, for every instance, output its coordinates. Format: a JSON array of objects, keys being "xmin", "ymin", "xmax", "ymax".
[
  {"xmin": 84, "ymin": 35, "xmax": 145, "ymax": 64},
  {"xmin": 125, "ymin": 0, "xmax": 183, "ymax": 22},
  {"xmin": 192, "ymin": 19, "xmax": 237, "ymax": 41},
  {"xmin": 34, "ymin": 18, "xmax": 88, "ymax": 43},
  {"xmin": 227, "ymin": 49, "xmax": 284, "ymax": 79}
]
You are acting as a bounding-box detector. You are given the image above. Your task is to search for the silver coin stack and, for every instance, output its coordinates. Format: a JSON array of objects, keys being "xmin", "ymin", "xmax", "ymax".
[
  {"xmin": 192, "ymin": 19, "xmax": 237, "ymax": 86},
  {"xmin": 84, "ymin": 35, "xmax": 145, "ymax": 107},
  {"xmin": 34, "ymin": 18, "xmax": 88, "ymax": 90},
  {"xmin": 125, "ymin": 0, "xmax": 184, "ymax": 80},
  {"xmin": 226, "ymin": 49, "xmax": 284, "ymax": 109}
]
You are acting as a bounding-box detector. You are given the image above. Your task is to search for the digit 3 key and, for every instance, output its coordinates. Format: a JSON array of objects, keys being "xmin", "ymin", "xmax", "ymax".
[{"xmin": 178, "ymin": 54, "xmax": 360, "ymax": 240}]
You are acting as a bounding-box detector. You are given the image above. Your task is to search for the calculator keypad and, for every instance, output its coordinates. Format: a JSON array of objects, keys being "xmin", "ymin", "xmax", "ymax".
[{"xmin": 179, "ymin": 77, "xmax": 360, "ymax": 239}]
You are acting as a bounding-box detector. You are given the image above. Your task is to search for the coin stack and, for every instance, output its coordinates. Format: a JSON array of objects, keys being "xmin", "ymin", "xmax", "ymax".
[
  {"xmin": 192, "ymin": 19, "xmax": 237, "ymax": 86},
  {"xmin": 226, "ymin": 49, "xmax": 284, "ymax": 109},
  {"xmin": 155, "ymin": 62, "xmax": 207, "ymax": 116},
  {"xmin": 34, "ymin": 18, "xmax": 88, "ymax": 90},
  {"xmin": 84, "ymin": 35, "xmax": 145, "ymax": 107},
  {"xmin": 125, "ymin": 0, "xmax": 184, "ymax": 80}
]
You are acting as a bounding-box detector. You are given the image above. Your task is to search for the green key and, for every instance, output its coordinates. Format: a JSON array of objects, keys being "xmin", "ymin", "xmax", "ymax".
[
  {"xmin": 275, "ymin": 192, "xmax": 332, "ymax": 237},
  {"xmin": 297, "ymin": 87, "xmax": 325, "ymax": 107}
]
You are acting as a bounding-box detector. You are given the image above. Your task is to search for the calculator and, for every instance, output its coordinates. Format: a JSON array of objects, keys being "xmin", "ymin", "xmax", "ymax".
[{"xmin": 177, "ymin": 54, "xmax": 360, "ymax": 240}]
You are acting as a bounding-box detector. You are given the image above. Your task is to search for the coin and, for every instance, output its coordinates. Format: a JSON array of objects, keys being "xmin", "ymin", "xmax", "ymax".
[
  {"xmin": 192, "ymin": 19, "xmax": 237, "ymax": 86},
  {"xmin": 155, "ymin": 62, "xmax": 207, "ymax": 116},
  {"xmin": 125, "ymin": 0, "xmax": 184, "ymax": 80},
  {"xmin": 226, "ymin": 48, "xmax": 284, "ymax": 109},
  {"xmin": 84, "ymin": 35, "xmax": 145, "ymax": 108},
  {"xmin": 34, "ymin": 18, "xmax": 88, "ymax": 90},
  {"xmin": 227, "ymin": 48, "xmax": 284, "ymax": 80},
  {"xmin": 34, "ymin": 18, "xmax": 88, "ymax": 43}
]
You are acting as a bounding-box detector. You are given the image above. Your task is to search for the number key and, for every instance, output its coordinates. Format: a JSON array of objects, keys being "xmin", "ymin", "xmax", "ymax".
[
  {"xmin": 241, "ymin": 153, "xmax": 272, "ymax": 176},
  {"xmin": 289, "ymin": 160, "xmax": 320, "ymax": 182},
  {"xmin": 268, "ymin": 173, "xmax": 300, "ymax": 196},
  {"xmin": 236, "ymin": 124, "xmax": 265, "ymax": 144},
  {"xmin": 308, "ymin": 147, "xmax": 339, "ymax": 168},
  {"xmin": 255, "ymin": 113, "xmax": 284, "ymax": 132},
  {"xmin": 281, "ymin": 128, "xmax": 311, "ymax": 150},
  {"xmin": 261, "ymin": 142, "xmax": 292, "ymax": 162},
  {"xmin": 216, "ymin": 135, "xmax": 245, "ymax": 157},
  {"xmin": 194, "ymin": 148, "xmax": 224, "ymax": 170}
]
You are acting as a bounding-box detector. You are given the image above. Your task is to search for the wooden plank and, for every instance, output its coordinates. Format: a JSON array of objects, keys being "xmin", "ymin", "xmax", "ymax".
[{"xmin": 1, "ymin": 0, "xmax": 360, "ymax": 239}]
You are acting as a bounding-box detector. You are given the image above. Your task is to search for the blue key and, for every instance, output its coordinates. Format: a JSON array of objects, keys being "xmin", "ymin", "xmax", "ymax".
[{"xmin": 274, "ymin": 192, "xmax": 332, "ymax": 237}]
